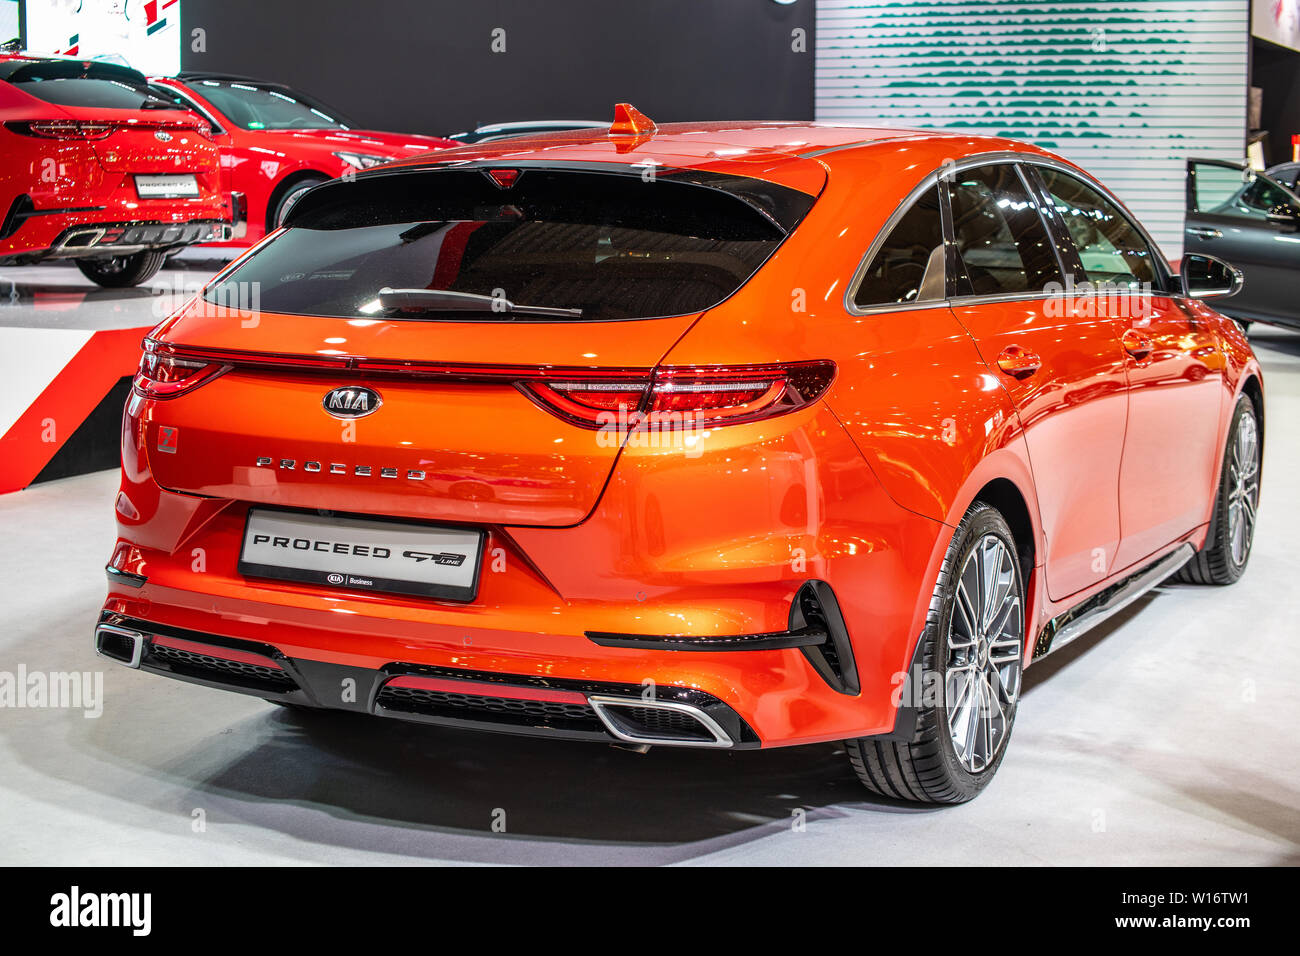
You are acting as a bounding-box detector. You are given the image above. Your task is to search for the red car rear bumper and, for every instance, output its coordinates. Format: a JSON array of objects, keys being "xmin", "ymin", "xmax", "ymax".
[{"xmin": 97, "ymin": 398, "xmax": 946, "ymax": 749}]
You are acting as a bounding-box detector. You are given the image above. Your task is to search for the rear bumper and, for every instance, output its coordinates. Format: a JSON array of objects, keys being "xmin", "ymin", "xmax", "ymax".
[
  {"xmin": 105, "ymin": 400, "xmax": 948, "ymax": 748},
  {"xmin": 95, "ymin": 612, "xmax": 761, "ymax": 749},
  {"xmin": 0, "ymin": 190, "xmax": 229, "ymax": 261},
  {"xmin": 0, "ymin": 217, "xmax": 231, "ymax": 263},
  {"xmin": 40, "ymin": 219, "xmax": 232, "ymax": 260}
]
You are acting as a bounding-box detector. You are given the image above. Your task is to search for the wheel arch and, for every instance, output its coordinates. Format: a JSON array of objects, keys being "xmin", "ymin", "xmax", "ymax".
[
  {"xmin": 1239, "ymin": 372, "xmax": 1264, "ymax": 451},
  {"xmin": 1203, "ymin": 369, "xmax": 1265, "ymax": 546},
  {"xmin": 265, "ymin": 169, "xmax": 331, "ymax": 232},
  {"xmin": 929, "ymin": 456, "xmax": 1046, "ymax": 664},
  {"xmin": 971, "ymin": 477, "xmax": 1036, "ymax": 584}
]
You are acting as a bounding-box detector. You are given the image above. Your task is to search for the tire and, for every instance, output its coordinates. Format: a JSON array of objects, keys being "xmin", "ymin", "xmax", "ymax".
[
  {"xmin": 76, "ymin": 251, "xmax": 167, "ymax": 288},
  {"xmin": 845, "ymin": 502, "xmax": 1025, "ymax": 804},
  {"xmin": 1175, "ymin": 394, "xmax": 1261, "ymax": 585},
  {"xmin": 271, "ymin": 176, "xmax": 327, "ymax": 229}
]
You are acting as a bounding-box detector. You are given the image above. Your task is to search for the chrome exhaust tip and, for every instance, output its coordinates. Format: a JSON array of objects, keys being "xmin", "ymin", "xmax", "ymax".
[
  {"xmin": 588, "ymin": 695, "xmax": 734, "ymax": 749},
  {"xmin": 95, "ymin": 624, "xmax": 144, "ymax": 669}
]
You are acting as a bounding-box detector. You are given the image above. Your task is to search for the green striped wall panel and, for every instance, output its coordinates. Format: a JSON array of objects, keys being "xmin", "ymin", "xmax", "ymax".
[{"xmin": 815, "ymin": 0, "xmax": 1249, "ymax": 257}]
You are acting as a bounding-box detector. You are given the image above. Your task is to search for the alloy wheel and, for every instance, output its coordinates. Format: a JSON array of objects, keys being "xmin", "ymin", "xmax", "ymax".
[
  {"xmin": 945, "ymin": 534, "xmax": 1023, "ymax": 773},
  {"xmin": 1226, "ymin": 412, "xmax": 1260, "ymax": 568}
]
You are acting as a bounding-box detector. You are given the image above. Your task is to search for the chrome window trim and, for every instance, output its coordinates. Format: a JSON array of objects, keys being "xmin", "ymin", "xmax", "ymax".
[
  {"xmin": 844, "ymin": 169, "xmax": 946, "ymax": 315},
  {"xmin": 1023, "ymin": 159, "xmax": 1176, "ymax": 294},
  {"xmin": 947, "ymin": 289, "xmax": 1073, "ymax": 308},
  {"xmin": 844, "ymin": 150, "xmax": 1177, "ymax": 315},
  {"xmin": 1012, "ymin": 162, "xmax": 1072, "ymax": 286}
]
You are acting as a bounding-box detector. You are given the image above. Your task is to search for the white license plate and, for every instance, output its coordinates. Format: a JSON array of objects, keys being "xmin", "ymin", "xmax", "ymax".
[
  {"xmin": 238, "ymin": 509, "xmax": 483, "ymax": 601},
  {"xmin": 134, "ymin": 174, "xmax": 199, "ymax": 198}
]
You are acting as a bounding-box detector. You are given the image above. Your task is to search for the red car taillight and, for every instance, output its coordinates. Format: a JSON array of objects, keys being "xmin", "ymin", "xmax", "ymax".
[
  {"xmin": 6, "ymin": 120, "xmax": 116, "ymax": 140},
  {"xmin": 518, "ymin": 379, "xmax": 653, "ymax": 427},
  {"xmin": 520, "ymin": 361, "xmax": 836, "ymax": 429},
  {"xmin": 133, "ymin": 342, "xmax": 229, "ymax": 399}
]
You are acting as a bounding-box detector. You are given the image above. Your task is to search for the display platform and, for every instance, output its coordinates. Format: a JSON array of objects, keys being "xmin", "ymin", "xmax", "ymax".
[{"xmin": 0, "ymin": 258, "xmax": 228, "ymax": 494}]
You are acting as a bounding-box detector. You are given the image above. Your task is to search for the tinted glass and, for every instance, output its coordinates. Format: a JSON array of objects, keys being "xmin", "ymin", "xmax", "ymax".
[
  {"xmin": 206, "ymin": 169, "xmax": 811, "ymax": 321},
  {"xmin": 1193, "ymin": 164, "xmax": 1296, "ymax": 221},
  {"xmin": 853, "ymin": 186, "xmax": 945, "ymax": 307},
  {"xmin": 1038, "ymin": 168, "xmax": 1158, "ymax": 287},
  {"xmin": 948, "ymin": 165, "xmax": 1062, "ymax": 295},
  {"xmin": 148, "ymin": 83, "xmax": 220, "ymax": 128},
  {"xmin": 191, "ymin": 80, "xmax": 348, "ymax": 130},
  {"xmin": 10, "ymin": 75, "xmax": 170, "ymax": 109},
  {"xmin": 1268, "ymin": 165, "xmax": 1300, "ymax": 191}
]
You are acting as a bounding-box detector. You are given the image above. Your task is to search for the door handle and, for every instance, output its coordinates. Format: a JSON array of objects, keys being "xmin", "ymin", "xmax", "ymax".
[
  {"xmin": 1186, "ymin": 227, "xmax": 1222, "ymax": 240},
  {"xmin": 996, "ymin": 345, "xmax": 1041, "ymax": 379},
  {"xmin": 1122, "ymin": 329, "xmax": 1154, "ymax": 361}
]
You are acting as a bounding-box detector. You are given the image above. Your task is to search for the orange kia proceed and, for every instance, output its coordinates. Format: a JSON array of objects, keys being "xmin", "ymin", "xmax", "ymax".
[{"xmin": 95, "ymin": 108, "xmax": 1263, "ymax": 803}]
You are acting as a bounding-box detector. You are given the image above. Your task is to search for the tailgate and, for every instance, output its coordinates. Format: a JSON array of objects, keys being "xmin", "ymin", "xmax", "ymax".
[
  {"xmin": 141, "ymin": 162, "xmax": 817, "ymax": 526},
  {"xmin": 143, "ymin": 310, "xmax": 697, "ymax": 526},
  {"xmin": 87, "ymin": 110, "xmax": 218, "ymax": 173}
]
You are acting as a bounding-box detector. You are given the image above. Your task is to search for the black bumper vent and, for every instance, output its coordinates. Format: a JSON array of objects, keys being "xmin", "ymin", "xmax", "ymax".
[
  {"xmin": 375, "ymin": 685, "xmax": 602, "ymax": 733},
  {"xmin": 148, "ymin": 643, "xmax": 298, "ymax": 692},
  {"xmin": 791, "ymin": 580, "xmax": 860, "ymax": 695}
]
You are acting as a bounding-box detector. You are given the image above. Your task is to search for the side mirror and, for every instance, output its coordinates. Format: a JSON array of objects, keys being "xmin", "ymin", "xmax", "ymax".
[
  {"xmin": 1181, "ymin": 253, "xmax": 1243, "ymax": 300},
  {"xmin": 1266, "ymin": 203, "xmax": 1300, "ymax": 230}
]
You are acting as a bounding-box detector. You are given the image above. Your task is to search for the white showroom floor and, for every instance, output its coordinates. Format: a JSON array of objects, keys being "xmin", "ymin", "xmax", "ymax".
[{"xmin": 0, "ymin": 268, "xmax": 1297, "ymax": 865}]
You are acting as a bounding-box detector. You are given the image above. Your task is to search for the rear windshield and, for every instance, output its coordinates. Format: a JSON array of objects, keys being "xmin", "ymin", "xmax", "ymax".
[
  {"xmin": 2, "ymin": 61, "xmax": 170, "ymax": 110},
  {"xmin": 204, "ymin": 168, "xmax": 816, "ymax": 322}
]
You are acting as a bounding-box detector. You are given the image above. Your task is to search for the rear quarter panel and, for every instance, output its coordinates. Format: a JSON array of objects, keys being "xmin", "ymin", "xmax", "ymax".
[{"xmin": 660, "ymin": 138, "xmax": 1048, "ymax": 676}]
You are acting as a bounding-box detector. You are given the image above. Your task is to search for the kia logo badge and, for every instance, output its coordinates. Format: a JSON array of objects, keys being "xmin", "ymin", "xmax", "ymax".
[
  {"xmin": 326, "ymin": 573, "xmax": 345, "ymax": 585},
  {"xmin": 322, "ymin": 386, "xmax": 382, "ymax": 419},
  {"xmin": 154, "ymin": 130, "xmax": 173, "ymax": 142}
]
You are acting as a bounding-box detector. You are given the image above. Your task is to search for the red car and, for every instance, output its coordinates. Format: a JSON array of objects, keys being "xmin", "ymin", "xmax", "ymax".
[
  {"xmin": 0, "ymin": 55, "xmax": 229, "ymax": 286},
  {"xmin": 148, "ymin": 74, "xmax": 457, "ymax": 247},
  {"xmin": 94, "ymin": 114, "xmax": 1263, "ymax": 803}
]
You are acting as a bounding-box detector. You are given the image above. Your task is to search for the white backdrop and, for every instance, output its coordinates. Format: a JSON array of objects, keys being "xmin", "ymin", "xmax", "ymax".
[{"xmin": 23, "ymin": 0, "xmax": 182, "ymax": 75}]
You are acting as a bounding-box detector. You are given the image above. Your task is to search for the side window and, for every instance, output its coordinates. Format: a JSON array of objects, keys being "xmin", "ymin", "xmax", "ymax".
[
  {"xmin": 1237, "ymin": 177, "xmax": 1295, "ymax": 215},
  {"xmin": 853, "ymin": 186, "xmax": 945, "ymax": 308},
  {"xmin": 1191, "ymin": 163, "xmax": 1295, "ymax": 221},
  {"xmin": 1037, "ymin": 168, "xmax": 1157, "ymax": 288},
  {"xmin": 1274, "ymin": 166, "xmax": 1300, "ymax": 192},
  {"xmin": 946, "ymin": 164, "xmax": 1062, "ymax": 296}
]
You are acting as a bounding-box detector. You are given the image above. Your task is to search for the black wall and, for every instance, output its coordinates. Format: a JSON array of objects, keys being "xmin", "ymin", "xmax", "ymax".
[
  {"xmin": 179, "ymin": 0, "xmax": 814, "ymax": 137},
  {"xmin": 1253, "ymin": 38, "xmax": 1300, "ymax": 167}
]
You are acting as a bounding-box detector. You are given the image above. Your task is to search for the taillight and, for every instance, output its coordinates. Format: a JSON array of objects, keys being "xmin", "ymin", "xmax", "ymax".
[
  {"xmin": 520, "ymin": 361, "xmax": 835, "ymax": 430},
  {"xmin": 133, "ymin": 342, "xmax": 228, "ymax": 399},
  {"xmin": 517, "ymin": 379, "xmax": 651, "ymax": 428},
  {"xmin": 7, "ymin": 120, "xmax": 115, "ymax": 140},
  {"xmin": 648, "ymin": 362, "xmax": 835, "ymax": 427}
]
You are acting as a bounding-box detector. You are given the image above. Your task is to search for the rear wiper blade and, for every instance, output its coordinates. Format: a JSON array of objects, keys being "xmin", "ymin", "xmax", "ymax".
[{"xmin": 376, "ymin": 287, "xmax": 583, "ymax": 319}]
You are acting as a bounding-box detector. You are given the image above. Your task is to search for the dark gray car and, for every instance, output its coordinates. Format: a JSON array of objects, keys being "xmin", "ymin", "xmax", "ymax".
[
  {"xmin": 1265, "ymin": 162, "xmax": 1300, "ymax": 192},
  {"xmin": 1185, "ymin": 158, "xmax": 1300, "ymax": 329}
]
